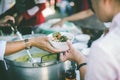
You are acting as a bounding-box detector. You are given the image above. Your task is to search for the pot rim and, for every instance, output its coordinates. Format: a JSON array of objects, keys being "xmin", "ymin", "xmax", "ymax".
[{"xmin": 5, "ymin": 58, "xmax": 62, "ymax": 68}]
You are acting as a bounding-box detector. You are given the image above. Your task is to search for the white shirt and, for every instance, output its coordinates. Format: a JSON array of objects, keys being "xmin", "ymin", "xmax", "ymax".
[
  {"xmin": 0, "ymin": 0, "xmax": 15, "ymax": 15},
  {"xmin": 85, "ymin": 12, "xmax": 120, "ymax": 80},
  {"xmin": 0, "ymin": 41, "xmax": 6, "ymax": 60},
  {"xmin": 27, "ymin": 0, "xmax": 46, "ymax": 16}
]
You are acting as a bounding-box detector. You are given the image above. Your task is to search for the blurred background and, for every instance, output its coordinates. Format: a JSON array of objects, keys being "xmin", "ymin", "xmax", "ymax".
[{"xmin": 0, "ymin": 0, "xmax": 106, "ymax": 47}]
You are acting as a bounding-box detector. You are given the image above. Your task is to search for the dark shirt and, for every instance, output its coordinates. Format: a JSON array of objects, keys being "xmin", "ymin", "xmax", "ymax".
[{"xmin": 87, "ymin": 0, "xmax": 94, "ymax": 12}]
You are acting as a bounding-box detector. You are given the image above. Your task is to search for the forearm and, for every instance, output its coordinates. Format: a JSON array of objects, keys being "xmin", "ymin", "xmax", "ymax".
[
  {"xmin": 5, "ymin": 40, "xmax": 27, "ymax": 55},
  {"xmin": 79, "ymin": 66, "xmax": 86, "ymax": 80},
  {"xmin": 63, "ymin": 9, "xmax": 94, "ymax": 22},
  {"xmin": 75, "ymin": 52, "xmax": 87, "ymax": 80}
]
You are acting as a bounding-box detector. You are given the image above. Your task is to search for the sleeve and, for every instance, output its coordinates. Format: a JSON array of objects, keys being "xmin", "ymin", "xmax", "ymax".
[
  {"xmin": 22, "ymin": 3, "xmax": 46, "ymax": 20},
  {"xmin": 0, "ymin": 41, "xmax": 6, "ymax": 60},
  {"xmin": 85, "ymin": 43, "xmax": 117, "ymax": 80},
  {"xmin": 22, "ymin": 6, "xmax": 39, "ymax": 20}
]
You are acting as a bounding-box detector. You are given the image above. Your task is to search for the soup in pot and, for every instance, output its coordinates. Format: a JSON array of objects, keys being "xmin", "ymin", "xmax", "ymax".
[{"xmin": 14, "ymin": 53, "xmax": 57, "ymax": 62}]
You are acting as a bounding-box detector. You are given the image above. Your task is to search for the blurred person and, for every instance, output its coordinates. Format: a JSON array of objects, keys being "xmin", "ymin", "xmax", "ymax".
[
  {"xmin": 0, "ymin": 0, "xmax": 16, "ymax": 35},
  {"xmin": 52, "ymin": 9, "xmax": 94, "ymax": 27},
  {"xmin": 0, "ymin": 0, "xmax": 15, "ymax": 15},
  {"xmin": 56, "ymin": 0, "xmax": 74, "ymax": 17},
  {"xmin": 60, "ymin": 0, "xmax": 120, "ymax": 80},
  {"xmin": 51, "ymin": 0, "xmax": 94, "ymax": 27},
  {"xmin": 0, "ymin": 0, "xmax": 47, "ymax": 35},
  {"xmin": 17, "ymin": 0, "xmax": 46, "ymax": 35}
]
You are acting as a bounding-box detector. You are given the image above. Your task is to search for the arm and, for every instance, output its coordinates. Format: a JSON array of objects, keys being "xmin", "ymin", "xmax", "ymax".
[
  {"xmin": 75, "ymin": 52, "xmax": 86, "ymax": 80},
  {"xmin": 63, "ymin": 9, "xmax": 93, "ymax": 22},
  {"xmin": 52, "ymin": 9, "xmax": 94, "ymax": 27},
  {"xmin": 5, "ymin": 40, "xmax": 28, "ymax": 55},
  {"xmin": 60, "ymin": 41, "xmax": 87, "ymax": 80},
  {"xmin": 5, "ymin": 36, "xmax": 61, "ymax": 56}
]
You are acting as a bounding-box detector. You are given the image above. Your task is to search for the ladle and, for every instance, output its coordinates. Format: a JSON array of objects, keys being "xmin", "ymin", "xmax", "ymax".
[{"xmin": 8, "ymin": 20, "xmax": 41, "ymax": 63}]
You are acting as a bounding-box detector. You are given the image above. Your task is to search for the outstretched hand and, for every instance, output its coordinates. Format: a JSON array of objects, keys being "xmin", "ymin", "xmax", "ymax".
[
  {"xmin": 60, "ymin": 41, "xmax": 86, "ymax": 64},
  {"xmin": 30, "ymin": 36, "xmax": 62, "ymax": 53},
  {"xmin": 50, "ymin": 19, "xmax": 66, "ymax": 28}
]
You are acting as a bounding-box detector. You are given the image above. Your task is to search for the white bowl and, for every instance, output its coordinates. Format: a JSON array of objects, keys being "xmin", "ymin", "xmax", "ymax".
[
  {"xmin": 73, "ymin": 43, "xmax": 88, "ymax": 50},
  {"xmin": 75, "ymin": 34, "xmax": 90, "ymax": 44},
  {"xmin": 47, "ymin": 32, "xmax": 74, "ymax": 51}
]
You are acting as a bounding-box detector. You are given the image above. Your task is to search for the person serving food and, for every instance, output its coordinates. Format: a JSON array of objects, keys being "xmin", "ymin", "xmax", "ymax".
[{"xmin": 0, "ymin": 16, "xmax": 62, "ymax": 60}]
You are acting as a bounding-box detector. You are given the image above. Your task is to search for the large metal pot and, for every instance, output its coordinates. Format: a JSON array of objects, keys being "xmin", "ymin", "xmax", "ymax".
[{"xmin": 5, "ymin": 47, "xmax": 65, "ymax": 80}]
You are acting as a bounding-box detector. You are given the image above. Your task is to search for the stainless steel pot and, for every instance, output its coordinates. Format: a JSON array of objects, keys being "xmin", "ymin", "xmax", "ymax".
[{"xmin": 5, "ymin": 47, "xmax": 65, "ymax": 80}]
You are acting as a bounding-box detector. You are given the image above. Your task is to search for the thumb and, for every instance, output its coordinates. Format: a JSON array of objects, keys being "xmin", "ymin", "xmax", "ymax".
[
  {"xmin": 60, "ymin": 53, "xmax": 67, "ymax": 62},
  {"xmin": 67, "ymin": 40, "xmax": 73, "ymax": 50}
]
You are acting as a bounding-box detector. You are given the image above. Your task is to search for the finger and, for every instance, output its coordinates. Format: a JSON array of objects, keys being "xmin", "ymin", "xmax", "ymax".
[
  {"xmin": 46, "ymin": 44, "xmax": 62, "ymax": 53},
  {"xmin": 67, "ymin": 41, "xmax": 73, "ymax": 49},
  {"xmin": 8, "ymin": 16, "xmax": 15, "ymax": 23},
  {"xmin": 60, "ymin": 53, "xmax": 67, "ymax": 62},
  {"xmin": 8, "ymin": 17, "xmax": 15, "ymax": 23}
]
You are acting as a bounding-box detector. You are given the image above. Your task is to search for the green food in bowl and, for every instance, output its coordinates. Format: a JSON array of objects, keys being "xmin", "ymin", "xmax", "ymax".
[{"xmin": 52, "ymin": 32, "xmax": 68, "ymax": 42}]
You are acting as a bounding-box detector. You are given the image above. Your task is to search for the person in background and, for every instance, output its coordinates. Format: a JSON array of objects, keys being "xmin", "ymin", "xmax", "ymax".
[
  {"xmin": 17, "ymin": 0, "xmax": 46, "ymax": 35},
  {"xmin": 52, "ymin": 9, "xmax": 94, "ymax": 27},
  {"xmin": 51, "ymin": 0, "xmax": 94, "ymax": 27},
  {"xmin": 60, "ymin": 0, "xmax": 120, "ymax": 80},
  {"xmin": 0, "ymin": 0, "xmax": 16, "ymax": 35},
  {"xmin": 56, "ymin": 0, "xmax": 74, "ymax": 17},
  {"xmin": 0, "ymin": 0, "xmax": 15, "ymax": 15}
]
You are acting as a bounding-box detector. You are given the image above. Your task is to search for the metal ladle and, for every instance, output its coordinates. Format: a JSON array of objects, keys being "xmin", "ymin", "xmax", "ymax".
[{"xmin": 8, "ymin": 20, "xmax": 41, "ymax": 63}]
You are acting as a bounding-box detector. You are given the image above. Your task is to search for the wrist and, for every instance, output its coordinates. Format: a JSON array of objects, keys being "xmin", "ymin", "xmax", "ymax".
[
  {"xmin": 24, "ymin": 39, "xmax": 32, "ymax": 49},
  {"xmin": 77, "ymin": 63, "xmax": 87, "ymax": 70},
  {"xmin": 75, "ymin": 52, "xmax": 86, "ymax": 65}
]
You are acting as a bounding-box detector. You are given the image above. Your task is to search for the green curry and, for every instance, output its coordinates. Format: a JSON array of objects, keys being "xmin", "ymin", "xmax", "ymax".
[{"xmin": 14, "ymin": 53, "xmax": 57, "ymax": 62}]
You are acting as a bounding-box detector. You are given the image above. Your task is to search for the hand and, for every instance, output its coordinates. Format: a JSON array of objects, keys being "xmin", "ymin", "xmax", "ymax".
[
  {"xmin": 50, "ymin": 18, "xmax": 66, "ymax": 28},
  {"xmin": 0, "ymin": 15, "xmax": 15, "ymax": 26},
  {"xmin": 60, "ymin": 41, "xmax": 86, "ymax": 65},
  {"xmin": 30, "ymin": 36, "xmax": 62, "ymax": 53},
  {"xmin": 4, "ymin": 16, "xmax": 15, "ymax": 23}
]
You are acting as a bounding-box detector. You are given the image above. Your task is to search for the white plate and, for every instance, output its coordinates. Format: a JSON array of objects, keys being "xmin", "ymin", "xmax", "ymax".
[
  {"xmin": 73, "ymin": 43, "xmax": 88, "ymax": 50},
  {"xmin": 75, "ymin": 34, "xmax": 90, "ymax": 44}
]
